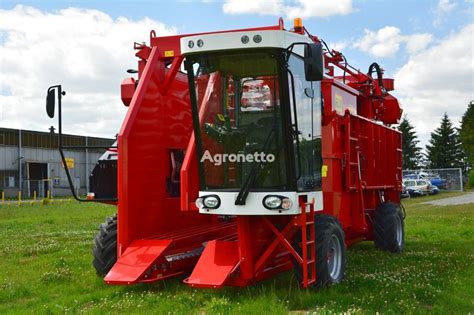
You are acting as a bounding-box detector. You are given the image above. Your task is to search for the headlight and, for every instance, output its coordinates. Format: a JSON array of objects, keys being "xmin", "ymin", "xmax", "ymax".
[
  {"xmin": 197, "ymin": 195, "xmax": 221, "ymax": 209},
  {"xmin": 263, "ymin": 195, "xmax": 292, "ymax": 210},
  {"xmin": 281, "ymin": 198, "xmax": 292, "ymax": 210},
  {"xmin": 195, "ymin": 197, "xmax": 204, "ymax": 209},
  {"xmin": 263, "ymin": 196, "xmax": 282, "ymax": 209}
]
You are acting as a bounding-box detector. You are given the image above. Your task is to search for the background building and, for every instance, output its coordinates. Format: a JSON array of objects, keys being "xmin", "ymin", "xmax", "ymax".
[{"xmin": 0, "ymin": 127, "xmax": 114, "ymax": 198}]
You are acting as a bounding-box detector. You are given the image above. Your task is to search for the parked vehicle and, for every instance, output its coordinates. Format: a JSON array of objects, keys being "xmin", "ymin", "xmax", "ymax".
[
  {"xmin": 429, "ymin": 185, "xmax": 440, "ymax": 195},
  {"xmin": 407, "ymin": 188, "xmax": 424, "ymax": 197},
  {"xmin": 403, "ymin": 171, "xmax": 446, "ymax": 189},
  {"xmin": 418, "ymin": 173, "xmax": 445, "ymax": 189},
  {"xmin": 403, "ymin": 179, "xmax": 432, "ymax": 195},
  {"xmin": 400, "ymin": 185, "xmax": 410, "ymax": 199}
]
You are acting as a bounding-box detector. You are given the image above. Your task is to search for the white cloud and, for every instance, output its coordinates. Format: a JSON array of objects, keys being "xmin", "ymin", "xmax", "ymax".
[
  {"xmin": 0, "ymin": 5, "xmax": 175, "ymax": 137},
  {"xmin": 437, "ymin": 0, "xmax": 457, "ymax": 13},
  {"xmin": 354, "ymin": 26, "xmax": 403, "ymax": 58},
  {"xmin": 329, "ymin": 41, "xmax": 348, "ymax": 52},
  {"xmin": 353, "ymin": 26, "xmax": 433, "ymax": 58},
  {"xmin": 222, "ymin": 0, "xmax": 353, "ymax": 19},
  {"xmin": 223, "ymin": 0, "xmax": 284, "ymax": 15},
  {"xmin": 433, "ymin": 0, "xmax": 457, "ymax": 27},
  {"xmin": 286, "ymin": 0, "xmax": 353, "ymax": 19},
  {"xmin": 394, "ymin": 24, "xmax": 474, "ymax": 147},
  {"xmin": 405, "ymin": 33, "xmax": 433, "ymax": 54}
]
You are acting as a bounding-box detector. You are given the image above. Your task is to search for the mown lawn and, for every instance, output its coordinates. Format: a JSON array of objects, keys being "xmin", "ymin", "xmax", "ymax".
[{"xmin": 0, "ymin": 193, "xmax": 473, "ymax": 314}]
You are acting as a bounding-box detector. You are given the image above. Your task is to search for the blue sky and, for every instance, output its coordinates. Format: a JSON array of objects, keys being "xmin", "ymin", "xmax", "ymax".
[
  {"xmin": 1, "ymin": 0, "xmax": 469, "ymax": 74},
  {"xmin": 0, "ymin": 0, "xmax": 473, "ymax": 147}
]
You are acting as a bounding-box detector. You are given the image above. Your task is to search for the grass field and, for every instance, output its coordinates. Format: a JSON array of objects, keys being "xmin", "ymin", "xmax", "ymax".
[{"xmin": 0, "ymin": 193, "xmax": 473, "ymax": 314}]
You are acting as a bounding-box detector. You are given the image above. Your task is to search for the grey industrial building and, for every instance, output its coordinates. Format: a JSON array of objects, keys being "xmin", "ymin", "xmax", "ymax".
[{"xmin": 0, "ymin": 127, "xmax": 115, "ymax": 198}]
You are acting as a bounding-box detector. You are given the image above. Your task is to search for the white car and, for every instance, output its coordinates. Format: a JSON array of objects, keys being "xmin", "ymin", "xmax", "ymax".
[{"xmin": 402, "ymin": 179, "xmax": 432, "ymax": 195}]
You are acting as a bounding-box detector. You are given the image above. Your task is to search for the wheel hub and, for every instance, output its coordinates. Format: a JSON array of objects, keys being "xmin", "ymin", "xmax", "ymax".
[{"xmin": 327, "ymin": 234, "xmax": 342, "ymax": 280}]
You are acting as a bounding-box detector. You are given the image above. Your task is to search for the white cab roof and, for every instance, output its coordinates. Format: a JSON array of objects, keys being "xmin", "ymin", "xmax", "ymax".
[{"xmin": 180, "ymin": 30, "xmax": 312, "ymax": 56}]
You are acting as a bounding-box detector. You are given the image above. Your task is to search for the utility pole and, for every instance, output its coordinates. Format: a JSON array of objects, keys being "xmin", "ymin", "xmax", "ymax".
[
  {"xmin": 85, "ymin": 136, "xmax": 89, "ymax": 193},
  {"xmin": 18, "ymin": 129, "xmax": 22, "ymax": 194}
]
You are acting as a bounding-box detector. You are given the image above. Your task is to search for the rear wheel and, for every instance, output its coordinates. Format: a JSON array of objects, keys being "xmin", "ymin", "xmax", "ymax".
[
  {"xmin": 373, "ymin": 202, "xmax": 404, "ymax": 253},
  {"xmin": 293, "ymin": 215, "xmax": 347, "ymax": 288},
  {"xmin": 92, "ymin": 215, "xmax": 117, "ymax": 276}
]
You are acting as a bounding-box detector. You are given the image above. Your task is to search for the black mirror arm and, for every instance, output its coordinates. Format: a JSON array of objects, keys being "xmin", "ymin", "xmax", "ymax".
[
  {"xmin": 285, "ymin": 42, "xmax": 313, "ymax": 61},
  {"xmin": 46, "ymin": 84, "xmax": 118, "ymax": 203}
]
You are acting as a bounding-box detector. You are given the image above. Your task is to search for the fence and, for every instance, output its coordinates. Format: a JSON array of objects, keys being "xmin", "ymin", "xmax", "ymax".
[
  {"xmin": 402, "ymin": 168, "xmax": 463, "ymax": 192},
  {"xmin": 0, "ymin": 175, "xmax": 82, "ymax": 199}
]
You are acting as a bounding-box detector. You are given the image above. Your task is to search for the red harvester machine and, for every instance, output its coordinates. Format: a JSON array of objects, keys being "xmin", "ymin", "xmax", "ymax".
[{"xmin": 46, "ymin": 18, "xmax": 404, "ymax": 289}]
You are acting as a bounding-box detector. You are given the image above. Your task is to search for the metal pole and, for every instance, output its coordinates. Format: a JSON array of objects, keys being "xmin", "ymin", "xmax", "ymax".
[
  {"xmin": 85, "ymin": 136, "xmax": 89, "ymax": 193},
  {"xmin": 18, "ymin": 129, "xmax": 22, "ymax": 195},
  {"xmin": 459, "ymin": 168, "xmax": 463, "ymax": 192}
]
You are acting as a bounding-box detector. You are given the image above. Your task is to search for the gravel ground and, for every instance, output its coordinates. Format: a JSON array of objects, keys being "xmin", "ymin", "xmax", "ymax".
[{"xmin": 424, "ymin": 192, "xmax": 474, "ymax": 206}]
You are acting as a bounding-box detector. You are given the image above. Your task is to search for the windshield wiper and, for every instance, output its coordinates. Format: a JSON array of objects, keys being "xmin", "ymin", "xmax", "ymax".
[{"xmin": 235, "ymin": 127, "xmax": 275, "ymax": 205}]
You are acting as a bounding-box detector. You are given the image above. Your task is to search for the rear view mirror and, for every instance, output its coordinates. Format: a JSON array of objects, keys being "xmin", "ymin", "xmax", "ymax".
[
  {"xmin": 46, "ymin": 85, "xmax": 65, "ymax": 118},
  {"xmin": 304, "ymin": 42, "xmax": 324, "ymax": 81},
  {"xmin": 46, "ymin": 88, "xmax": 55, "ymax": 118}
]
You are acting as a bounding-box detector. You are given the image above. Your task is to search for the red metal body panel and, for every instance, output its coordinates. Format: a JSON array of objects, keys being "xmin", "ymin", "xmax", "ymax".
[
  {"xmin": 321, "ymin": 77, "xmax": 402, "ymax": 241},
  {"xmin": 184, "ymin": 240, "xmax": 240, "ymax": 288},
  {"xmin": 105, "ymin": 239, "xmax": 171, "ymax": 284}
]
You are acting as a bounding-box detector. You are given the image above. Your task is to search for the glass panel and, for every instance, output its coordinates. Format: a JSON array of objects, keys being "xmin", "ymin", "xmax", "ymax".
[
  {"xmin": 288, "ymin": 53, "xmax": 322, "ymax": 191},
  {"xmin": 188, "ymin": 50, "xmax": 287, "ymax": 191}
]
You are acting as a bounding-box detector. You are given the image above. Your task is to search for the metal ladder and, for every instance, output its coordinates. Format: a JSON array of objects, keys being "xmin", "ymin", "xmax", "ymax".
[
  {"xmin": 301, "ymin": 202, "xmax": 316, "ymax": 287},
  {"xmin": 344, "ymin": 115, "xmax": 360, "ymax": 191}
]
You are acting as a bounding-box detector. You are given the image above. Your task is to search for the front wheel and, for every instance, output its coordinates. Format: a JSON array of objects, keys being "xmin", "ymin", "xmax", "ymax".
[
  {"xmin": 373, "ymin": 202, "xmax": 404, "ymax": 253},
  {"xmin": 294, "ymin": 214, "xmax": 347, "ymax": 288},
  {"xmin": 92, "ymin": 215, "xmax": 117, "ymax": 277}
]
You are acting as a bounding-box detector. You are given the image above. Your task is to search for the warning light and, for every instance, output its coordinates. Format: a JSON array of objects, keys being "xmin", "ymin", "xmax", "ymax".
[{"xmin": 294, "ymin": 18, "xmax": 304, "ymax": 34}]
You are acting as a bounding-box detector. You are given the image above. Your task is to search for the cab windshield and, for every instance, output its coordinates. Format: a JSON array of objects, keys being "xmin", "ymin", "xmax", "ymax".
[{"xmin": 186, "ymin": 49, "xmax": 288, "ymax": 191}]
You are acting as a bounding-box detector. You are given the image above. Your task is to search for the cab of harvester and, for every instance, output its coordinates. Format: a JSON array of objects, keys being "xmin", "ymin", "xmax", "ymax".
[
  {"xmin": 183, "ymin": 29, "xmax": 325, "ymax": 216},
  {"xmin": 46, "ymin": 18, "xmax": 404, "ymax": 290}
]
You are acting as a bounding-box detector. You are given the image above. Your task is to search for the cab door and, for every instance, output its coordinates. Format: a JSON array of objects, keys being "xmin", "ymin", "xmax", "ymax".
[{"xmin": 287, "ymin": 53, "xmax": 323, "ymax": 191}]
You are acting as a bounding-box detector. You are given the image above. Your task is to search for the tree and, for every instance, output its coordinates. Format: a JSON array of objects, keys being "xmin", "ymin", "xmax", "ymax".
[
  {"xmin": 398, "ymin": 115, "xmax": 422, "ymax": 169},
  {"xmin": 425, "ymin": 113, "xmax": 465, "ymax": 169},
  {"xmin": 459, "ymin": 101, "xmax": 474, "ymax": 166}
]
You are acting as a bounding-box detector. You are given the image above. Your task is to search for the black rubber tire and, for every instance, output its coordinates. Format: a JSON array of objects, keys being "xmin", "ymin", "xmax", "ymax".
[
  {"xmin": 373, "ymin": 202, "xmax": 404, "ymax": 253},
  {"xmin": 293, "ymin": 214, "xmax": 347, "ymax": 288},
  {"xmin": 92, "ymin": 215, "xmax": 117, "ymax": 277}
]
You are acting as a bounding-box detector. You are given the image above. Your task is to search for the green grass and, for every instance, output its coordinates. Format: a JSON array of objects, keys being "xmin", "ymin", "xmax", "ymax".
[{"xmin": 0, "ymin": 193, "xmax": 473, "ymax": 314}]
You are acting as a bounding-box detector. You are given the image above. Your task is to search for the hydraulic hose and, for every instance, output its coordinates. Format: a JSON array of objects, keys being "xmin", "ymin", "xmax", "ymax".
[{"xmin": 368, "ymin": 62, "xmax": 385, "ymax": 91}]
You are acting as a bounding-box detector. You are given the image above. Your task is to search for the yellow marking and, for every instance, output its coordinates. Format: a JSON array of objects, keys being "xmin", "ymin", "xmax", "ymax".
[
  {"xmin": 321, "ymin": 165, "xmax": 328, "ymax": 177},
  {"xmin": 217, "ymin": 114, "xmax": 225, "ymax": 122},
  {"xmin": 164, "ymin": 50, "xmax": 175, "ymax": 57},
  {"xmin": 62, "ymin": 158, "xmax": 75, "ymax": 169}
]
